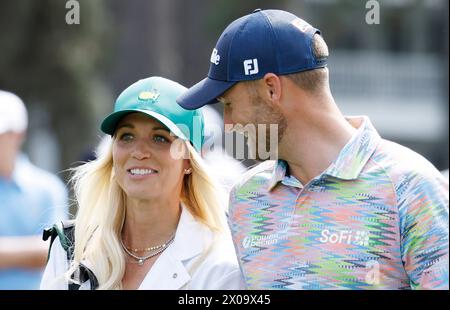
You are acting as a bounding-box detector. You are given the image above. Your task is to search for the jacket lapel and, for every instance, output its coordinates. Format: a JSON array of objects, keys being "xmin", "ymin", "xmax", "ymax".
[{"xmin": 138, "ymin": 205, "xmax": 209, "ymax": 289}]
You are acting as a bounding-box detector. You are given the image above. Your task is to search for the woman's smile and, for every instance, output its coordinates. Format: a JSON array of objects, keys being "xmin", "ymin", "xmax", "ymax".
[{"xmin": 127, "ymin": 167, "xmax": 159, "ymax": 179}]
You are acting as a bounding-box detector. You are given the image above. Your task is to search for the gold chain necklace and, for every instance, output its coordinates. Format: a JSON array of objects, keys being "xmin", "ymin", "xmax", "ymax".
[
  {"xmin": 120, "ymin": 235, "xmax": 175, "ymax": 266},
  {"xmin": 126, "ymin": 242, "xmax": 167, "ymax": 253}
]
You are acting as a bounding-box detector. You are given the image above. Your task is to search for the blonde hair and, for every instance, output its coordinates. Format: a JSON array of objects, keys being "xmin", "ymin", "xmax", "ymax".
[{"xmin": 67, "ymin": 138, "xmax": 227, "ymax": 289}]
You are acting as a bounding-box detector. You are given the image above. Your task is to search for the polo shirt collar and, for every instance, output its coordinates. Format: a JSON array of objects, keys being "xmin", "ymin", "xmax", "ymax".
[
  {"xmin": 268, "ymin": 160, "xmax": 289, "ymax": 190},
  {"xmin": 268, "ymin": 116, "xmax": 381, "ymax": 190},
  {"xmin": 323, "ymin": 116, "xmax": 381, "ymax": 180}
]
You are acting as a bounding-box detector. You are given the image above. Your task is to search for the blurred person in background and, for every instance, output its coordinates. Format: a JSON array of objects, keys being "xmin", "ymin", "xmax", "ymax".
[
  {"xmin": 177, "ymin": 9, "xmax": 449, "ymax": 289},
  {"xmin": 201, "ymin": 105, "xmax": 247, "ymax": 194},
  {"xmin": 40, "ymin": 77, "xmax": 244, "ymax": 290},
  {"xmin": 0, "ymin": 90, "xmax": 68, "ymax": 289}
]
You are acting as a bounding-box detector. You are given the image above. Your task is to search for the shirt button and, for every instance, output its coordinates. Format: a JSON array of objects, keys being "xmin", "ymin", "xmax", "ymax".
[{"xmin": 172, "ymin": 273, "xmax": 178, "ymax": 279}]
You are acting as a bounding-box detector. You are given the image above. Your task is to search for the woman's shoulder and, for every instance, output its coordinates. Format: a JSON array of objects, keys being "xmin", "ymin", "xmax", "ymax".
[
  {"xmin": 181, "ymin": 210, "xmax": 237, "ymax": 265},
  {"xmin": 169, "ymin": 207, "xmax": 246, "ymax": 289},
  {"xmin": 185, "ymin": 227, "xmax": 245, "ymax": 289}
]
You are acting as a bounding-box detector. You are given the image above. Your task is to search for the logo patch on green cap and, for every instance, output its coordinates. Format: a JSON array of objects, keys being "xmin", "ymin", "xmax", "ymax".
[{"xmin": 138, "ymin": 90, "xmax": 160, "ymax": 103}]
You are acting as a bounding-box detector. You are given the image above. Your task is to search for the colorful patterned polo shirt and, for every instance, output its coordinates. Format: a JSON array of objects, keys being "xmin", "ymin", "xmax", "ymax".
[{"xmin": 228, "ymin": 116, "xmax": 449, "ymax": 290}]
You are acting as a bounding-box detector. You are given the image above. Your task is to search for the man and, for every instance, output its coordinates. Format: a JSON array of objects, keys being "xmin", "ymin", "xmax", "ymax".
[
  {"xmin": 0, "ymin": 90, "xmax": 68, "ymax": 289},
  {"xmin": 176, "ymin": 9, "xmax": 449, "ymax": 289}
]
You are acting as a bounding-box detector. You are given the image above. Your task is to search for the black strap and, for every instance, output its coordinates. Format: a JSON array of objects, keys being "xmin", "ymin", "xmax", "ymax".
[
  {"xmin": 69, "ymin": 263, "xmax": 99, "ymax": 290},
  {"xmin": 43, "ymin": 221, "xmax": 98, "ymax": 290}
]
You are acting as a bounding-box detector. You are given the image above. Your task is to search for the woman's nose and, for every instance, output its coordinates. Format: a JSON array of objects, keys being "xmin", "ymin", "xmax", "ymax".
[{"xmin": 131, "ymin": 140, "xmax": 151, "ymax": 160}]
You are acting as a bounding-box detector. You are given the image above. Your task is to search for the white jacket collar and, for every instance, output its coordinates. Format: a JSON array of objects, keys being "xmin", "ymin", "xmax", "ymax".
[
  {"xmin": 80, "ymin": 205, "xmax": 212, "ymax": 289},
  {"xmin": 138, "ymin": 204, "xmax": 212, "ymax": 289},
  {"xmin": 169, "ymin": 204, "xmax": 210, "ymax": 260}
]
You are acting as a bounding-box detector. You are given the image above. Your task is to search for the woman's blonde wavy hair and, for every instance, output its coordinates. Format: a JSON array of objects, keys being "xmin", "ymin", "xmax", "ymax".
[{"xmin": 66, "ymin": 137, "xmax": 227, "ymax": 289}]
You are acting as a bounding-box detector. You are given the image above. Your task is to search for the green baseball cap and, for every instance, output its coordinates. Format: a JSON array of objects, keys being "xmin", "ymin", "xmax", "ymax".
[{"xmin": 101, "ymin": 76, "xmax": 204, "ymax": 152}]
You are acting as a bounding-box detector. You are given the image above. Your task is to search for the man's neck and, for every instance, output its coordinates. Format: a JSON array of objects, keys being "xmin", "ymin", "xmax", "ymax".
[{"xmin": 279, "ymin": 106, "xmax": 356, "ymax": 185}]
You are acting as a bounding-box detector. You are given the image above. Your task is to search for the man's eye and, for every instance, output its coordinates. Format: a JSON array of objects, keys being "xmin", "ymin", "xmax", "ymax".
[
  {"xmin": 218, "ymin": 97, "xmax": 230, "ymax": 107},
  {"xmin": 119, "ymin": 133, "xmax": 134, "ymax": 142}
]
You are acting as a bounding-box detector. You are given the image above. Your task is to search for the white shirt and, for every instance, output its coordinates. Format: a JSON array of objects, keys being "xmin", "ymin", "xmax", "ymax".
[{"xmin": 40, "ymin": 206, "xmax": 246, "ymax": 290}]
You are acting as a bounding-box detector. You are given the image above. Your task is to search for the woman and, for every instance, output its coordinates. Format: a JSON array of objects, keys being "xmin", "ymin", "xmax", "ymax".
[{"xmin": 40, "ymin": 77, "xmax": 245, "ymax": 290}]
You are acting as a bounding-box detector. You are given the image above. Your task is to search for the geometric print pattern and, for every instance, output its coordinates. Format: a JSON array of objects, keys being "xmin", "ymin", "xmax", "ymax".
[{"xmin": 228, "ymin": 116, "xmax": 449, "ymax": 289}]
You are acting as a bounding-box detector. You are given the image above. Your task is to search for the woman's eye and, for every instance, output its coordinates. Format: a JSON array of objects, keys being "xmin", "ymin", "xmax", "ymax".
[
  {"xmin": 153, "ymin": 135, "xmax": 169, "ymax": 143},
  {"xmin": 119, "ymin": 133, "xmax": 134, "ymax": 142}
]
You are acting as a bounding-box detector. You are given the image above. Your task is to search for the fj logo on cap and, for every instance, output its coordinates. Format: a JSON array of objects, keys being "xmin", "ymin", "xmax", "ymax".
[
  {"xmin": 138, "ymin": 90, "xmax": 160, "ymax": 103},
  {"xmin": 243, "ymin": 58, "xmax": 259, "ymax": 75},
  {"xmin": 210, "ymin": 48, "xmax": 220, "ymax": 65}
]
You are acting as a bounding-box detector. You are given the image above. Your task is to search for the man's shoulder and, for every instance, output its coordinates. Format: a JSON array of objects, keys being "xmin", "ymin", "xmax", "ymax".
[
  {"xmin": 230, "ymin": 160, "xmax": 276, "ymax": 195},
  {"xmin": 371, "ymin": 139, "xmax": 447, "ymax": 198},
  {"xmin": 373, "ymin": 139, "xmax": 443, "ymax": 180}
]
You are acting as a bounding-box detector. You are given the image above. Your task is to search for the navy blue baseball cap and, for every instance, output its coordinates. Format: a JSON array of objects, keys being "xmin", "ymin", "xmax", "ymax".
[{"xmin": 177, "ymin": 9, "xmax": 327, "ymax": 110}]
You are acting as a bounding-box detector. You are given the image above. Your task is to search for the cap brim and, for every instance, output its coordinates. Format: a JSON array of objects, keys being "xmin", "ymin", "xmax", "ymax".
[
  {"xmin": 176, "ymin": 77, "xmax": 236, "ymax": 110},
  {"xmin": 100, "ymin": 109, "xmax": 187, "ymax": 141}
]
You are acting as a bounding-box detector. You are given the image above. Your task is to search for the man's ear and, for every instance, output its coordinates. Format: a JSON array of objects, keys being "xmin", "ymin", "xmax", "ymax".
[{"xmin": 262, "ymin": 73, "xmax": 282, "ymax": 104}]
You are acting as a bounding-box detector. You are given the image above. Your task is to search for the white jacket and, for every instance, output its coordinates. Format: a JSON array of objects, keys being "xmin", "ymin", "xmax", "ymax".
[{"xmin": 40, "ymin": 207, "xmax": 245, "ymax": 290}]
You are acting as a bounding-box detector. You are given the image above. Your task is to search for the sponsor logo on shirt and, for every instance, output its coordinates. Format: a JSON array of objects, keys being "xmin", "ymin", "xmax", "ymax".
[
  {"xmin": 242, "ymin": 233, "xmax": 279, "ymax": 248},
  {"xmin": 319, "ymin": 229, "xmax": 370, "ymax": 246}
]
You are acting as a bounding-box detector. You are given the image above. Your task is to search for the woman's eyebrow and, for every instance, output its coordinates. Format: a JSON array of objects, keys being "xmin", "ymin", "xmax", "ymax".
[
  {"xmin": 152, "ymin": 126, "xmax": 170, "ymax": 132},
  {"xmin": 116, "ymin": 123, "xmax": 134, "ymax": 131},
  {"xmin": 115, "ymin": 124, "xmax": 170, "ymax": 134}
]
